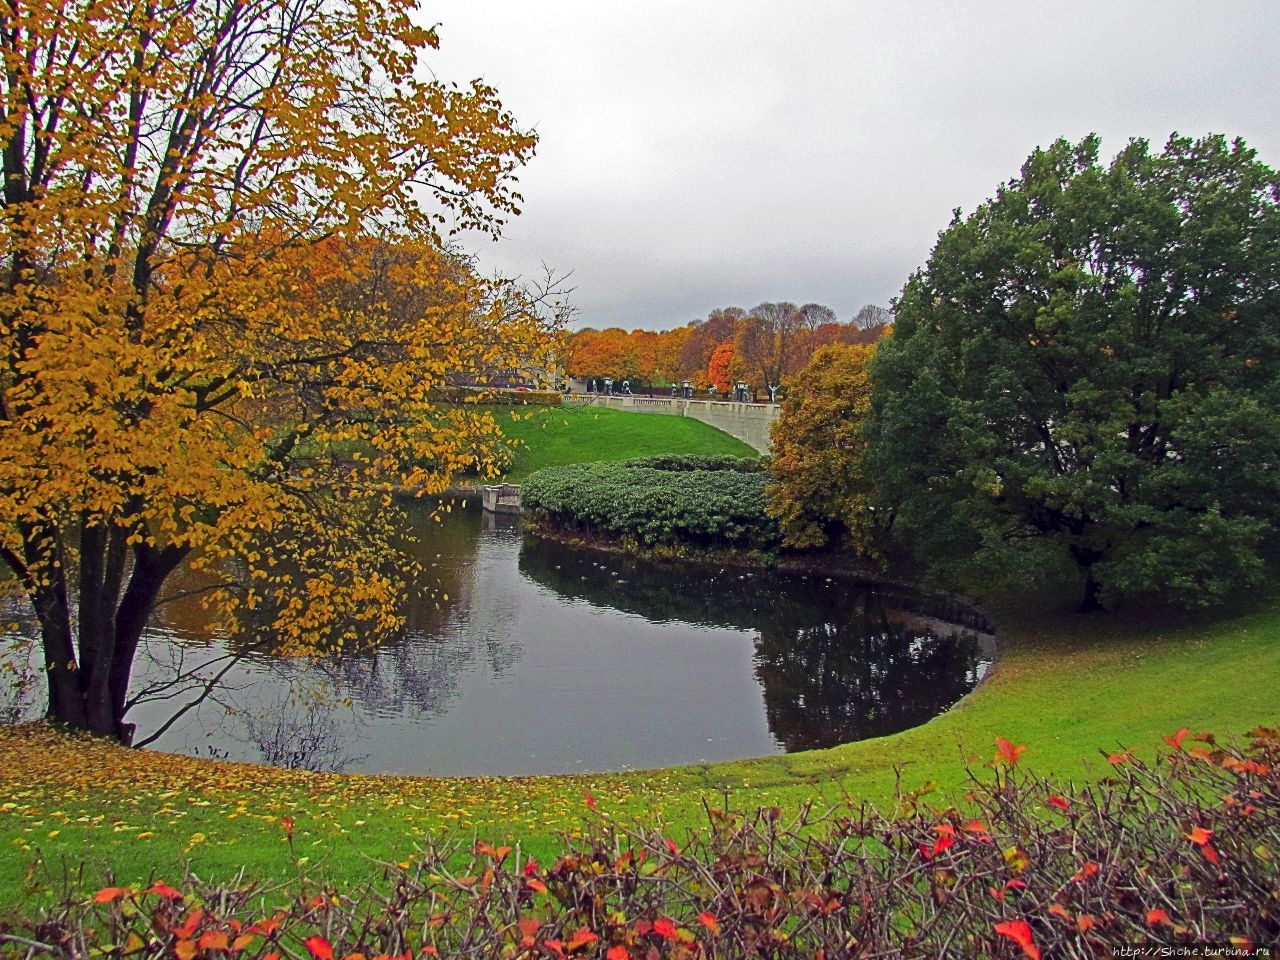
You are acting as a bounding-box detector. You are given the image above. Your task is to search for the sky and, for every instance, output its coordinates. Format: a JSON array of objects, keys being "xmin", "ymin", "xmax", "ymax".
[{"xmin": 424, "ymin": 1, "xmax": 1280, "ymax": 331}]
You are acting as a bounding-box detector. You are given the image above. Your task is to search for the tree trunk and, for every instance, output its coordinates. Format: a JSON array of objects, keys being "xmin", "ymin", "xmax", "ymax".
[
  {"xmin": 109, "ymin": 542, "xmax": 187, "ymax": 741},
  {"xmin": 34, "ymin": 525, "xmax": 189, "ymax": 743},
  {"xmin": 1078, "ymin": 571, "xmax": 1104, "ymax": 613},
  {"xmin": 1070, "ymin": 544, "xmax": 1106, "ymax": 613}
]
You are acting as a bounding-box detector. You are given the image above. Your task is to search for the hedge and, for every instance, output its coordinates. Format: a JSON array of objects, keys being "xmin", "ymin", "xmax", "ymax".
[
  {"xmin": 521, "ymin": 456, "xmax": 778, "ymax": 551},
  {"xmin": 438, "ymin": 386, "xmax": 564, "ymax": 406}
]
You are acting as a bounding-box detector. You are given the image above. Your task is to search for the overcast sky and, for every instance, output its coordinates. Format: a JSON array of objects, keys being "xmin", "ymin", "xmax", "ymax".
[{"xmin": 425, "ymin": 1, "xmax": 1280, "ymax": 331}]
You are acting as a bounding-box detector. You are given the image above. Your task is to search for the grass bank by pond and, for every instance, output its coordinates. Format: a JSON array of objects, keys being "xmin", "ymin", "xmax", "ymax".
[
  {"xmin": 0, "ymin": 582, "xmax": 1275, "ymax": 906},
  {"xmin": 494, "ymin": 404, "xmax": 757, "ymax": 480}
]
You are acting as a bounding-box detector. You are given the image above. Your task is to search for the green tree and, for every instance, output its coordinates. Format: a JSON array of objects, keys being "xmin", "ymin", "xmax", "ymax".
[
  {"xmin": 866, "ymin": 134, "xmax": 1280, "ymax": 610},
  {"xmin": 766, "ymin": 343, "xmax": 876, "ymax": 550}
]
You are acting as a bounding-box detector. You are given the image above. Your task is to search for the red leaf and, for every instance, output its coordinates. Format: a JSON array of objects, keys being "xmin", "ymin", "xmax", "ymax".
[
  {"xmin": 697, "ymin": 913, "xmax": 720, "ymax": 936},
  {"xmin": 199, "ymin": 932, "xmax": 230, "ymax": 952},
  {"xmin": 993, "ymin": 737, "xmax": 1027, "ymax": 767},
  {"xmin": 993, "ymin": 920, "xmax": 1041, "ymax": 960},
  {"xmin": 663, "ymin": 837, "xmax": 679, "ymax": 856},
  {"xmin": 606, "ymin": 948, "xmax": 630, "ymax": 960},
  {"xmin": 93, "ymin": 886, "xmax": 131, "ymax": 904},
  {"xmin": 144, "ymin": 882, "xmax": 182, "ymax": 900},
  {"xmin": 1187, "ymin": 825, "xmax": 1213, "ymax": 845},
  {"xmin": 1146, "ymin": 909, "xmax": 1173, "ymax": 927},
  {"xmin": 565, "ymin": 928, "xmax": 598, "ymax": 951},
  {"xmin": 1107, "ymin": 751, "xmax": 1133, "ymax": 765},
  {"xmin": 583, "ymin": 791, "xmax": 597, "ymax": 811},
  {"xmin": 920, "ymin": 828, "xmax": 956, "ymax": 861},
  {"xmin": 523, "ymin": 857, "xmax": 539, "ymax": 876},
  {"xmin": 525, "ymin": 879, "xmax": 547, "ymax": 894},
  {"xmin": 652, "ymin": 918, "xmax": 677, "ymax": 940},
  {"xmin": 305, "ymin": 937, "xmax": 335, "ymax": 960},
  {"xmin": 1046, "ymin": 795, "xmax": 1070, "ymax": 812},
  {"xmin": 1164, "ymin": 727, "xmax": 1190, "ymax": 751},
  {"xmin": 249, "ymin": 915, "xmax": 283, "ymax": 936},
  {"xmin": 176, "ymin": 909, "xmax": 204, "ymax": 940},
  {"xmin": 1072, "ymin": 861, "xmax": 1100, "ymax": 882}
]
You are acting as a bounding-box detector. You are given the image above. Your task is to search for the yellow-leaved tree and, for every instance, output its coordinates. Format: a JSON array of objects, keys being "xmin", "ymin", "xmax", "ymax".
[
  {"xmin": 765, "ymin": 343, "xmax": 878, "ymax": 551},
  {"xmin": 0, "ymin": 0, "xmax": 561, "ymax": 742}
]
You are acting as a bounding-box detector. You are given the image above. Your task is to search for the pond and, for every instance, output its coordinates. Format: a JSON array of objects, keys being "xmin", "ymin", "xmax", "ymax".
[{"xmin": 116, "ymin": 501, "xmax": 995, "ymax": 776}]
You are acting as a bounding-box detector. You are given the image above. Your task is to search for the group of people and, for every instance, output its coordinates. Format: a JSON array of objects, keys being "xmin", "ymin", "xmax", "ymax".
[{"xmin": 580, "ymin": 379, "xmax": 763, "ymax": 403}]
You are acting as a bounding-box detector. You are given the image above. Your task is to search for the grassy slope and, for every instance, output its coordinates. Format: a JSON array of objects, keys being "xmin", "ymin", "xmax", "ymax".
[
  {"xmin": 1, "ymin": 587, "xmax": 1276, "ymax": 904},
  {"xmin": 492, "ymin": 404, "xmax": 757, "ymax": 480}
]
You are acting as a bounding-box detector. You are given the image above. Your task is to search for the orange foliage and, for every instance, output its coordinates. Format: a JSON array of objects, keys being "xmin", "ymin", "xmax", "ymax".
[
  {"xmin": 705, "ymin": 342, "xmax": 736, "ymax": 393},
  {"xmin": 565, "ymin": 327, "xmax": 690, "ymax": 384}
]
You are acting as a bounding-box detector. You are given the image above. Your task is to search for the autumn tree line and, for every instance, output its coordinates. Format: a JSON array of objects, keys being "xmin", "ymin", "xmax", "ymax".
[{"xmin": 562, "ymin": 303, "xmax": 890, "ymax": 392}]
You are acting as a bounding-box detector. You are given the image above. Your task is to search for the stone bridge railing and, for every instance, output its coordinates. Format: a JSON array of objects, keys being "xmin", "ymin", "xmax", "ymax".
[{"xmin": 481, "ymin": 483, "xmax": 522, "ymax": 514}]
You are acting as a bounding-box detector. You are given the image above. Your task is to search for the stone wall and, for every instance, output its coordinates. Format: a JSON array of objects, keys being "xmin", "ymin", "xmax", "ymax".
[{"xmin": 572, "ymin": 395, "xmax": 779, "ymax": 453}]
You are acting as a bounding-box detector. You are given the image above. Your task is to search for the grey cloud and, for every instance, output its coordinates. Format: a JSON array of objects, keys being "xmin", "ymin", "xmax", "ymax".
[{"xmin": 428, "ymin": 0, "xmax": 1280, "ymax": 330}]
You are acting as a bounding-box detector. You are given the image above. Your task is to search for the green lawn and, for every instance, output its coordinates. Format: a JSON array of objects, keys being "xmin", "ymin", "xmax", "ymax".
[
  {"xmin": 1, "ymin": 585, "xmax": 1276, "ymax": 905},
  {"xmin": 492, "ymin": 403, "xmax": 757, "ymax": 480}
]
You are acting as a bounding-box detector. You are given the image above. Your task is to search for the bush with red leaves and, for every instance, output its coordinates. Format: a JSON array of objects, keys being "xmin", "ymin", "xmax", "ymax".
[{"xmin": 6, "ymin": 727, "xmax": 1278, "ymax": 959}]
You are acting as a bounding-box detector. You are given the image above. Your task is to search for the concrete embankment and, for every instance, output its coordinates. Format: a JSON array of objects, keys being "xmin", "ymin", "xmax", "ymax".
[{"xmin": 568, "ymin": 395, "xmax": 779, "ymax": 453}]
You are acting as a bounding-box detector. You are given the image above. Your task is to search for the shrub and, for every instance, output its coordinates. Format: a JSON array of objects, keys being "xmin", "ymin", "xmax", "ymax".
[
  {"xmin": 19, "ymin": 729, "xmax": 1280, "ymax": 958},
  {"xmin": 438, "ymin": 386, "xmax": 563, "ymax": 406},
  {"xmin": 521, "ymin": 457, "xmax": 778, "ymax": 551},
  {"xmin": 619, "ymin": 454, "xmax": 767, "ymax": 473}
]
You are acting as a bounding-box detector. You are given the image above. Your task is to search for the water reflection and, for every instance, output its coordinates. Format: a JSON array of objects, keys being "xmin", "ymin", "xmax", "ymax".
[
  {"xmin": 115, "ymin": 501, "xmax": 995, "ymax": 776},
  {"xmin": 517, "ymin": 538, "xmax": 995, "ymax": 753}
]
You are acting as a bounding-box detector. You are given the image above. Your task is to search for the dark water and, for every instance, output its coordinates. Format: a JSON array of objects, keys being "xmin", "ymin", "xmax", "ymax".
[{"xmin": 116, "ymin": 502, "xmax": 995, "ymax": 776}]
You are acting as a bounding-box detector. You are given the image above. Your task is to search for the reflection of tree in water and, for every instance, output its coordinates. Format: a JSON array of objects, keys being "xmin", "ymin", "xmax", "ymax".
[
  {"xmin": 520, "ymin": 534, "xmax": 993, "ymax": 753},
  {"xmin": 518, "ymin": 536, "xmax": 774, "ymax": 629},
  {"xmin": 753, "ymin": 592, "xmax": 988, "ymax": 751},
  {"xmin": 134, "ymin": 498, "xmax": 524, "ymax": 748},
  {"xmin": 240, "ymin": 680, "xmax": 366, "ymax": 772},
  {"xmin": 290, "ymin": 500, "xmax": 524, "ymax": 720}
]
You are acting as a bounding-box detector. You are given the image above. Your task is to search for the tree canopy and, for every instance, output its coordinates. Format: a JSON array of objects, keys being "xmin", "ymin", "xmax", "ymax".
[
  {"xmin": 865, "ymin": 134, "xmax": 1280, "ymax": 609},
  {"xmin": 0, "ymin": 0, "xmax": 555, "ymax": 740},
  {"xmin": 563, "ymin": 304, "xmax": 887, "ymax": 389},
  {"xmin": 766, "ymin": 343, "xmax": 877, "ymax": 550}
]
